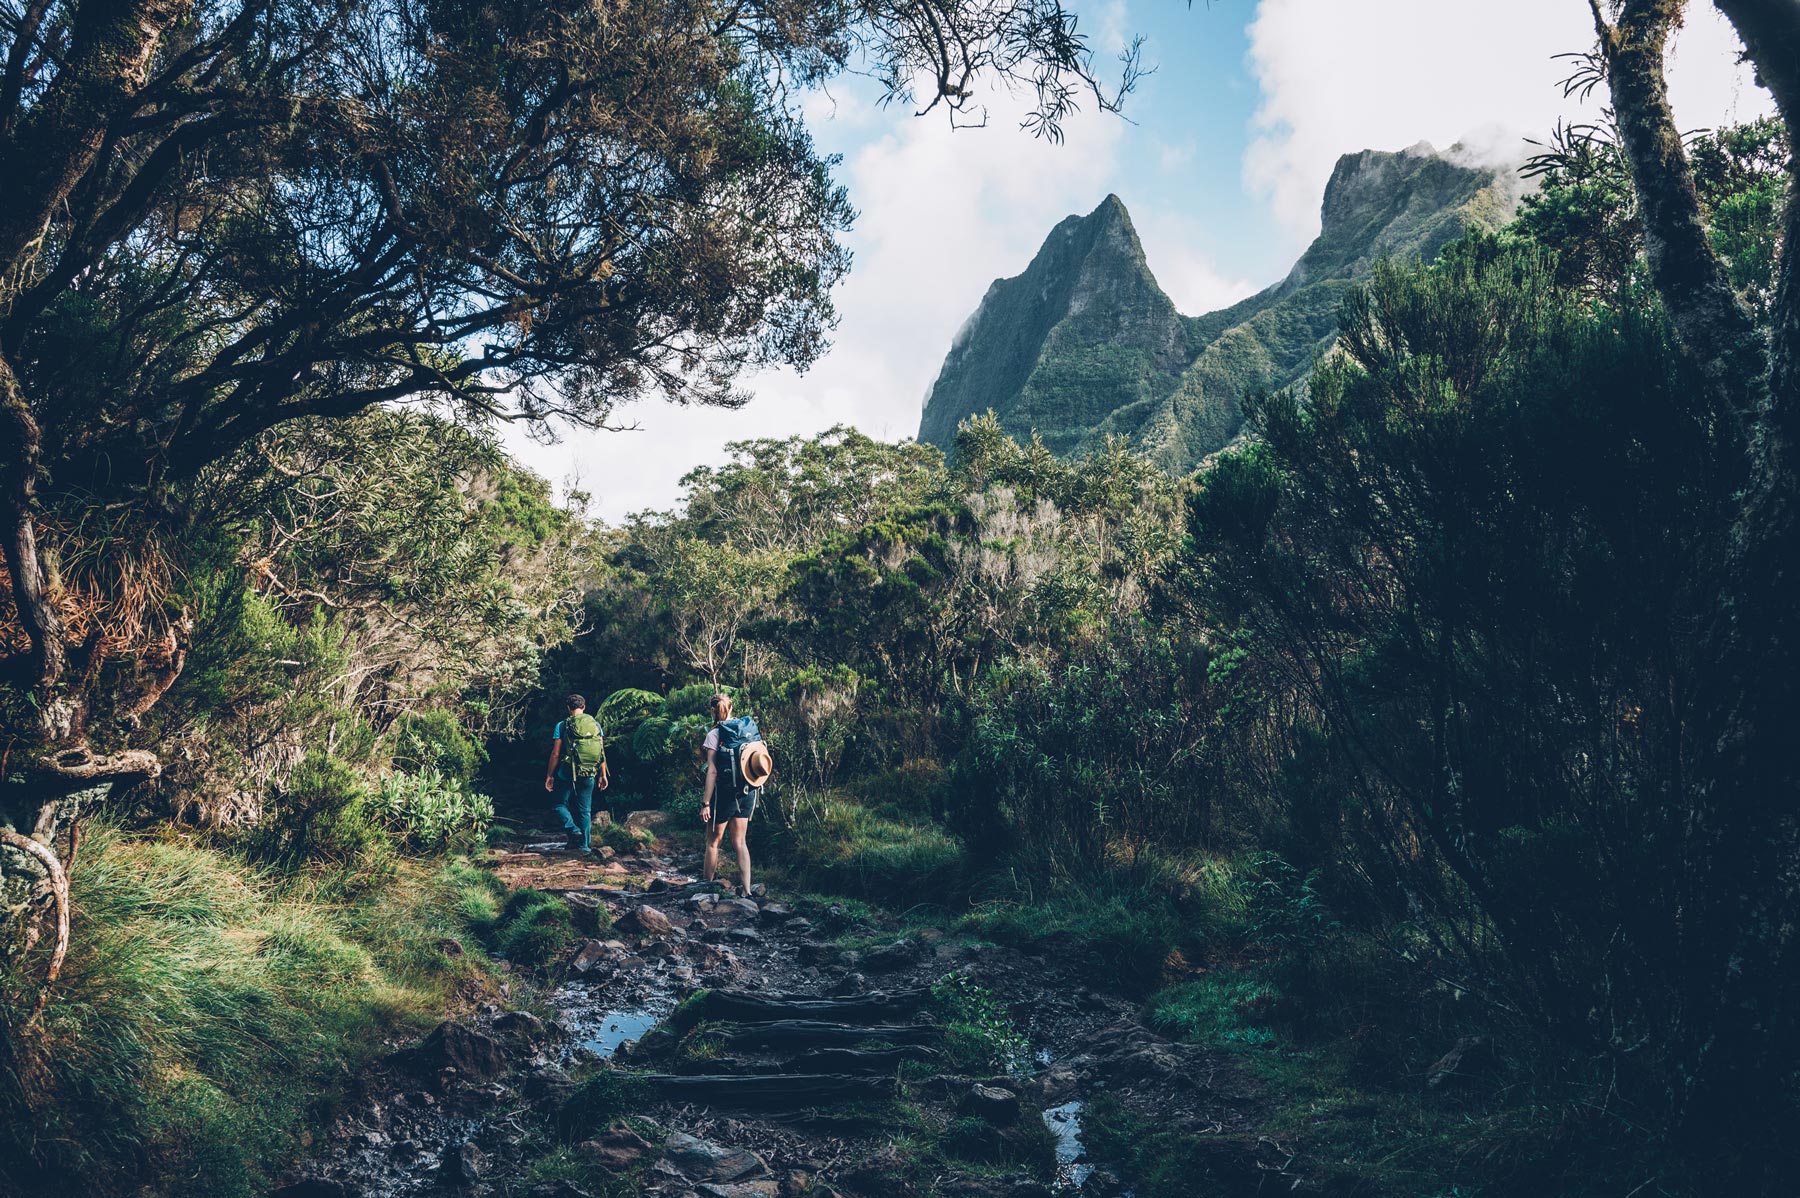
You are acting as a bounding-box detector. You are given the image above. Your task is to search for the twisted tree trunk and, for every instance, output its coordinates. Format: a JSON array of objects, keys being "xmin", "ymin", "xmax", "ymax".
[{"xmin": 1591, "ymin": 0, "xmax": 1800, "ymax": 1125}]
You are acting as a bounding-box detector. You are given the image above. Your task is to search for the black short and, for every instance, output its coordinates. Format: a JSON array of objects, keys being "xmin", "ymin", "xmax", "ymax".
[{"xmin": 712, "ymin": 788, "xmax": 757, "ymax": 823}]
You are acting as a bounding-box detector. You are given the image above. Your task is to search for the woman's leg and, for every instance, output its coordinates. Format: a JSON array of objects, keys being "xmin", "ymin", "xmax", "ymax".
[
  {"xmin": 730, "ymin": 817, "xmax": 751, "ymax": 896},
  {"xmin": 704, "ymin": 819, "xmax": 729, "ymax": 883}
]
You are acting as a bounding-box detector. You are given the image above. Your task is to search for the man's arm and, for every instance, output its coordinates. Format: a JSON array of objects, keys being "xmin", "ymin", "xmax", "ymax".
[{"xmin": 545, "ymin": 736, "xmax": 561, "ymax": 792}]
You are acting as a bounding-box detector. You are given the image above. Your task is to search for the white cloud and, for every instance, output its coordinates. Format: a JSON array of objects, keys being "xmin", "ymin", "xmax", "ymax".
[
  {"xmin": 1243, "ymin": 0, "xmax": 1773, "ymax": 245},
  {"xmin": 507, "ymin": 85, "xmax": 1138, "ymax": 521}
]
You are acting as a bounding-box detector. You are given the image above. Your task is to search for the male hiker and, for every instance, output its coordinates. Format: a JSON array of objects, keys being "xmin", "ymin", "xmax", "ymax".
[
  {"xmin": 545, "ymin": 693, "xmax": 608, "ymax": 853},
  {"xmin": 700, "ymin": 693, "xmax": 772, "ymax": 896}
]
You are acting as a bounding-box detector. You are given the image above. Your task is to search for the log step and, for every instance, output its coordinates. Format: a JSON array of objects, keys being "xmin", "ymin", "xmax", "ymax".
[
  {"xmin": 700, "ymin": 988, "xmax": 931, "ymax": 1025},
  {"xmin": 641, "ymin": 1071, "xmax": 895, "ymax": 1107},
  {"xmin": 720, "ymin": 1020, "xmax": 941, "ymax": 1050}
]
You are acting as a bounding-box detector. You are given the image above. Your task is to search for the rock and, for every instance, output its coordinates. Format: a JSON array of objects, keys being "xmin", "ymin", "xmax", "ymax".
[
  {"xmin": 711, "ymin": 897, "xmax": 761, "ymax": 922},
  {"xmin": 1426, "ymin": 1035, "xmax": 1496, "ymax": 1089},
  {"xmin": 598, "ymin": 845, "xmax": 618, "ymax": 860},
  {"xmin": 698, "ymin": 1183, "xmax": 779, "ymax": 1198},
  {"xmin": 494, "ymin": 1010, "xmax": 545, "ymax": 1038},
  {"xmin": 441, "ymin": 1140, "xmax": 487, "ymax": 1184},
  {"xmin": 624, "ymin": 810, "xmax": 673, "ymax": 834},
  {"xmin": 758, "ymin": 902, "xmax": 794, "ymax": 921},
  {"xmin": 825, "ymin": 972, "xmax": 867, "ymax": 996},
  {"xmin": 1007, "ymin": 1184, "xmax": 1054, "ymax": 1198},
  {"xmin": 860, "ymin": 940, "xmax": 918, "ymax": 972},
  {"xmin": 796, "ymin": 939, "xmax": 844, "ymax": 966},
  {"xmin": 663, "ymin": 1131, "xmax": 769, "ymax": 1182},
  {"xmin": 572, "ymin": 940, "xmax": 614, "ymax": 974},
  {"xmin": 618, "ymin": 905, "xmax": 676, "ymax": 937},
  {"xmin": 271, "ymin": 1181, "xmax": 357, "ymax": 1198},
  {"xmin": 434, "ymin": 937, "xmax": 465, "ymax": 956},
  {"xmin": 959, "ymin": 1083, "xmax": 1020, "ymax": 1126},
  {"xmin": 558, "ymin": 891, "xmax": 613, "ymax": 935},
  {"xmin": 648, "ymin": 877, "xmax": 670, "ymax": 892},
  {"xmin": 578, "ymin": 1124, "xmax": 654, "ymax": 1169},
  {"xmin": 785, "ymin": 918, "xmax": 814, "ymax": 936},
  {"xmin": 726, "ymin": 927, "xmax": 762, "ymax": 943},
  {"xmin": 408, "ymin": 1021, "xmax": 509, "ymax": 1082},
  {"xmin": 527, "ymin": 1184, "xmax": 593, "ymax": 1198}
]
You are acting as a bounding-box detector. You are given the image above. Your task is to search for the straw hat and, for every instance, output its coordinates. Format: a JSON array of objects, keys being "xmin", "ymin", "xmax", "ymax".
[{"xmin": 741, "ymin": 742, "xmax": 774, "ymax": 788}]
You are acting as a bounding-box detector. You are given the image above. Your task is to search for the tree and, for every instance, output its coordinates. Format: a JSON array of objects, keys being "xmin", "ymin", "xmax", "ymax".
[
  {"xmin": 0, "ymin": 0, "xmax": 1137, "ymax": 947},
  {"xmin": 1582, "ymin": 0, "xmax": 1800, "ymax": 1122}
]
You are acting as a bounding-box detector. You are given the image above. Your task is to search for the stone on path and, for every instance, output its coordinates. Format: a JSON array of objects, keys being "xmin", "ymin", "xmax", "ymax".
[
  {"xmin": 663, "ymin": 1131, "xmax": 769, "ymax": 1182},
  {"xmin": 959, "ymin": 1083, "xmax": 1020, "ymax": 1127},
  {"xmin": 617, "ymin": 905, "xmax": 675, "ymax": 937},
  {"xmin": 624, "ymin": 809, "xmax": 674, "ymax": 834}
]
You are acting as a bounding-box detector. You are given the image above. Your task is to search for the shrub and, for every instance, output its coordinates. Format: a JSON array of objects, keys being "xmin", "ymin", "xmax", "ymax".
[
  {"xmin": 368, "ymin": 768, "xmax": 495, "ymax": 852},
  {"xmin": 932, "ymin": 974, "xmax": 1029, "ymax": 1072},
  {"xmin": 390, "ymin": 708, "xmax": 487, "ymax": 783},
  {"xmin": 491, "ymin": 890, "xmax": 577, "ymax": 969},
  {"xmin": 247, "ymin": 751, "xmax": 384, "ymax": 865}
]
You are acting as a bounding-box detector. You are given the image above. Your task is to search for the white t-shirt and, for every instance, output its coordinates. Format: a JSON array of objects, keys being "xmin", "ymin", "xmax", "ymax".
[{"xmin": 702, "ymin": 727, "xmax": 720, "ymax": 753}]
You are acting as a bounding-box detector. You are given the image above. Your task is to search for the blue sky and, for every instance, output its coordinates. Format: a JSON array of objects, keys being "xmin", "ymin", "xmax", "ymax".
[{"xmin": 504, "ymin": 0, "xmax": 1771, "ymax": 522}]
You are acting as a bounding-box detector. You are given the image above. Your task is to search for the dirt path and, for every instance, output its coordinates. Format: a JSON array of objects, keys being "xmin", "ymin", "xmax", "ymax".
[{"xmin": 274, "ymin": 817, "xmax": 1286, "ymax": 1198}]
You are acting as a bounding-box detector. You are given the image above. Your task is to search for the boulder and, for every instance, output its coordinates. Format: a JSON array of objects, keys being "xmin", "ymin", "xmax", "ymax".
[
  {"xmin": 663, "ymin": 1131, "xmax": 769, "ymax": 1183},
  {"xmin": 406, "ymin": 1022, "xmax": 508, "ymax": 1082},
  {"xmin": 494, "ymin": 1010, "xmax": 545, "ymax": 1038},
  {"xmin": 860, "ymin": 941, "xmax": 919, "ymax": 972},
  {"xmin": 577, "ymin": 1124, "xmax": 654, "ymax": 1169},
  {"xmin": 698, "ymin": 1183, "xmax": 780, "ymax": 1198},
  {"xmin": 618, "ymin": 905, "xmax": 676, "ymax": 937},
  {"xmin": 959, "ymin": 1084, "xmax": 1020, "ymax": 1127},
  {"xmin": 624, "ymin": 810, "xmax": 674, "ymax": 834},
  {"xmin": 440, "ymin": 1140, "xmax": 487, "ymax": 1184},
  {"xmin": 758, "ymin": 902, "xmax": 795, "ymax": 921},
  {"xmin": 558, "ymin": 890, "xmax": 613, "ymax": 935},
  {"xmin": 571, "ymin": 940, "xmax": 614, "ymax": 974}
]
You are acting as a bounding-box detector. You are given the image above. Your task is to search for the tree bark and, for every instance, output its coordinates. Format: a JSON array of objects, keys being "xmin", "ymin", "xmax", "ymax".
[
  {"xmin": 0, "ymin": 0, "xmax": 195, "ymax": 286},
  {"xmin": 1592, "ymin": 0, "xmax": 1769, "ymax": 420},
  {"xmin": 0, "ymin": 354, "xmax": 65, "ymax": 698},
  {"xmin": 1596, "ymin": 0, "xmax": 1800, "ymax": 1124}
]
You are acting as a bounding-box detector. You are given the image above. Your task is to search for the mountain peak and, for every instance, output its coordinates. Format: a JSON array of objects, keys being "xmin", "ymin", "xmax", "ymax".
[
  {"xmin": 917, "ymin": 193, "xmax": 1183, "ymax": 455},
  {"xmin": 1319, "ymin": 143, "xmax": 1492, "ymax": 238},
  {"xmin": 919, "ymin": 142, "xmax": 1520, "ymax": 468}
]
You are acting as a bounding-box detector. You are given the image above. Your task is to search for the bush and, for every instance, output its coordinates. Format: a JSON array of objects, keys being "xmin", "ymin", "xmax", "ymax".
[
  {"xmin": 931, "ymin": 974, "xmax": 1029, "ymax": 1072},
  {"xmin": 247, "ymin": 751, "xmax": 384, "ymax": 865},
  {"xmin": 491, "ymin": 890, "xmax": 577, "ymax": 969},
  {"xmin": 1148, "ymin": 974, "xmax": 1280, "ymax": 1047},
  {"xmin": 368, "ymin": 767, "xmax": 495, "ymax": 852},
  {"xmin": 390, "ymin": 708, "xmax": 487, "ymax": 783}
]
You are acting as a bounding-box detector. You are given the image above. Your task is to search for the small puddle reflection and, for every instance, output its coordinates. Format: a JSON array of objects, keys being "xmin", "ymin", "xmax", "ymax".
[
  {"xmin": 1043, "ymin": 1100, "xmax": 1093, "ymax": 1190},
  {"xmin": 552, "ymin": 981, "xmax": 677, "ymax": 1060}
]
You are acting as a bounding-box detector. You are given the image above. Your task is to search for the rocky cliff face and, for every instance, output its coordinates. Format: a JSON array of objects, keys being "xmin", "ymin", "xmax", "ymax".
[{"xmin": 918, "ymin": 143, "xmax": 1521, "ymax": 470}]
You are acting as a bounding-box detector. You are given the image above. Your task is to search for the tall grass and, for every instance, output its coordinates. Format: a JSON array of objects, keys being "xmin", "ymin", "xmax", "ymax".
[{"xmin": 0, "ymin": 825, "xmax": 507, "ymax": 1198}]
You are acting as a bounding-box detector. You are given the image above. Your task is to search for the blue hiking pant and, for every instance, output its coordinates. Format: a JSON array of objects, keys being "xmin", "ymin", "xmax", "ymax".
[{"xmin": 552, "ymin": 773, "xmax": 596, "ymax": 850}]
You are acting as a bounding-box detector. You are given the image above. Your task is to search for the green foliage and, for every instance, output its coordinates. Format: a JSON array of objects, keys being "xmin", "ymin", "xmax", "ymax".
[
  {"xmin": 390, "ymin": 709, "xmax": 488, "ymax": 784},
  {"xmin": 491, "ymin": 890, "xmax": 578, "ymax": 970},
  {"xmin": 931, "ymin": 974, "xmax": 1029, "ymax": 1072},
  {"xmin": 369, "ymin": 768, "xmax": 495, "ymax": 852},
  {"xmin": 555, "ymin": 1069, "xmax": 651, "ymax": 1143},
  {"xmin": 1149, "ymin": 975, "xmax": 1279, "ymax": 1046},
  {"xmin": 247, "ymin": 752, "xmax": 384, "ymax": 866},
  {"xmin": 0, "ymin": 827, "xmax": 501, "ymax": 1198}
]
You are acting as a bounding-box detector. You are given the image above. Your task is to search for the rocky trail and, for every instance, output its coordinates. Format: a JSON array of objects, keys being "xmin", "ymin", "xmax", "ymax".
[{"xmin": 274, "ymin": 814, "xmax": 1290, "ymax": 1198}]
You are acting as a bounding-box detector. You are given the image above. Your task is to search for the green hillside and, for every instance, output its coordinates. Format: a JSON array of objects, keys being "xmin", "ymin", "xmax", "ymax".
[{"xmin": 919, "ymin": 143, "xmax": 1522, "ymax": 469}]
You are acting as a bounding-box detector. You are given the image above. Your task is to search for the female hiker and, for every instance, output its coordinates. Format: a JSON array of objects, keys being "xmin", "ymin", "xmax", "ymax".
[{"xmin": 700, "ymin": 692, "xmax": 772, "ymax": 896}]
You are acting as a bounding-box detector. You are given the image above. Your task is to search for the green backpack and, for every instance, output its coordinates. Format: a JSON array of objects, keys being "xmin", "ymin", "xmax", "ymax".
[{"xmin": 562, "ymin": 713, "xmax": 606, "ymax": 779}]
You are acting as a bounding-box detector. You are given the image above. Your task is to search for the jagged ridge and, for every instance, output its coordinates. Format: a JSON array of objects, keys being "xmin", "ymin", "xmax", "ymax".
[{"xmin": 918, "ymin": 143, "xmax": 1522, "ymax": 470}]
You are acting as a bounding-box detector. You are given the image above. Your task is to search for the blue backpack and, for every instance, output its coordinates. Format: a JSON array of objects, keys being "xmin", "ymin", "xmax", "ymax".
[{"xmin": 714, "ymin": 715, "xmax": 767, "ymax": 794}]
